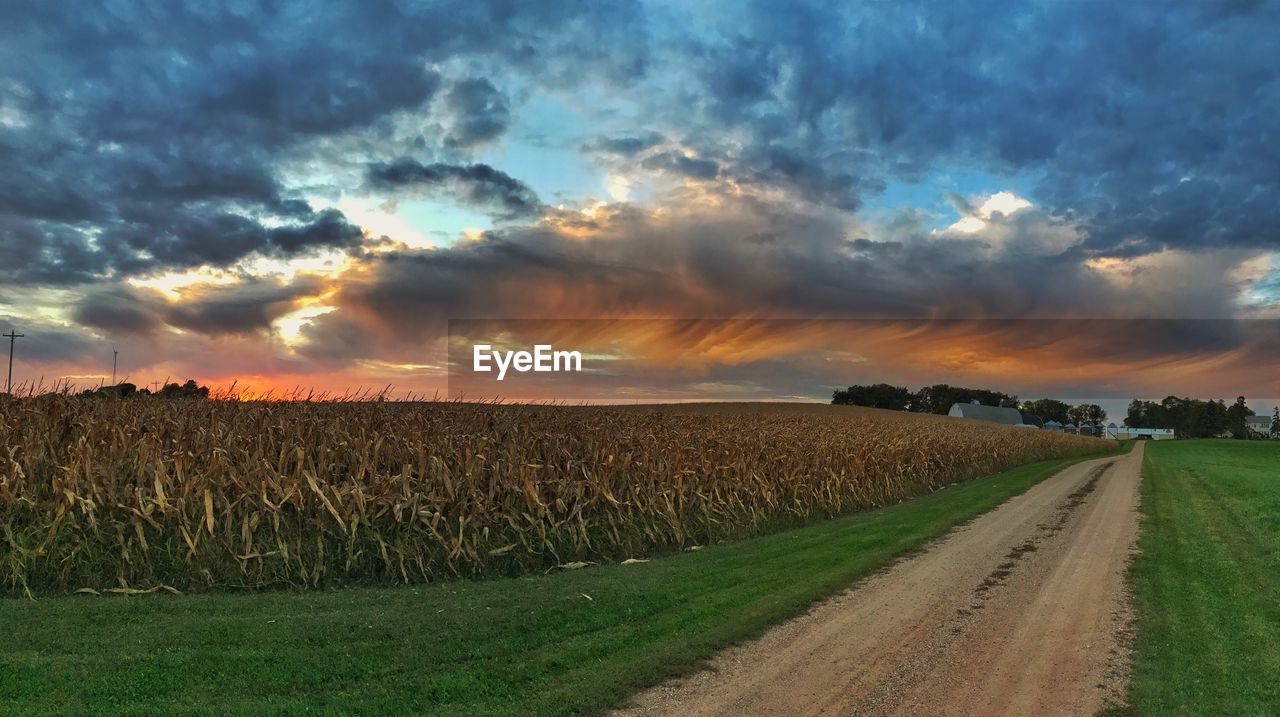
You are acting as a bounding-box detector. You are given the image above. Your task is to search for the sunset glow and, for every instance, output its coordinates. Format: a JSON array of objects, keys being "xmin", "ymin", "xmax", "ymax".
[{"xmin": 1, "ymin": 2, "xmax": 1278, "ymax": 412}]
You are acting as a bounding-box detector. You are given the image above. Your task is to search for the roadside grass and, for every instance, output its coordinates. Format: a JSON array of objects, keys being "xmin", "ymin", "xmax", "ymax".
[
  {"xmin": 1, "ymin": 449, "xmax": 1120, "ymax": 716},
  {"xmin": 1127, "ymin": 440, "xmax": 1280, "ymax": 715}
]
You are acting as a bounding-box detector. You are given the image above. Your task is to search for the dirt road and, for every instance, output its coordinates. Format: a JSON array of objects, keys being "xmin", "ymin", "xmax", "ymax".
[{"xmin": 617, "ymin": 442, "xmax": 1143, "ymax": 716}]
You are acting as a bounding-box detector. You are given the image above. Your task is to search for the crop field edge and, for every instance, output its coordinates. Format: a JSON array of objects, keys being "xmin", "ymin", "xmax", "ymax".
[
  {"xmin": 1, "ymin": 444, "xmax": 1128, "ymax": 716},
  {"xmin": 2, "ymin": 400, "xmax": 1111, "ymax": 595}
]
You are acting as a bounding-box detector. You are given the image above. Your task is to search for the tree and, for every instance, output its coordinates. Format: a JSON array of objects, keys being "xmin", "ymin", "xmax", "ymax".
[
  {"xmin": 1226, "ymin": 396, "xmax": 1254, "ymax": 439},
  {"xmin": 1129, "ymin": 396, "xmax": 1245, "ymax": 438},
  {"xmin": 1125, "ymin": 399, "xmax": 1157, "ymax": 429},
  {"xmin": 911, "ymin": 384, "xmax": 1017, "ymax": 414},
  {"xmin": 1066, "ymin": 404, "xmax": 1106, "ymax": 430},
  {"xmin": 158, "ymin": 379, "xmax": 210, "ymax": 399},
  {"xmin": 1205, "ymin": 399, "xmax": 1228, "ymax": 437},
  {"xmin": 1022, "ymin": 398, "xmax": 1071, "ymax": 424},
  {"xmin": 1272, "ymin": 406, "xmax": 1279, "ymax": 437},
  {"xmin": 831, "ymin": 383, "xmax": 912, "ymax": 410},
  {"xmin": 832, "ymin": 382, "xmax": 1019, "ymax": 413}
]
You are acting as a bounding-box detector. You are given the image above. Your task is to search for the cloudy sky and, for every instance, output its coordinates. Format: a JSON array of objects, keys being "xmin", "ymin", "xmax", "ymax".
[{"xmin": 3, "ymin": 1, "xmax": 1279, "ymax": 408}]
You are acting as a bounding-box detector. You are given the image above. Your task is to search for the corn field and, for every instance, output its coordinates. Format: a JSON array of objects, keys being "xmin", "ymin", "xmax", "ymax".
[{"xmin": 0, "ymin": 398, "xmax": 1110, "ymax": 594}]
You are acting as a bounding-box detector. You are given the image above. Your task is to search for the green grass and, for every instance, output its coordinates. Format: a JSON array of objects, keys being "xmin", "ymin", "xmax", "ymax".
[
  {"xmin": 1128, "ymin": 440, "xmax": 1280, "ymax": 715},
  {"xmin": 1, "ymin": 450, "xmax": 1120, "ymax": 716}
]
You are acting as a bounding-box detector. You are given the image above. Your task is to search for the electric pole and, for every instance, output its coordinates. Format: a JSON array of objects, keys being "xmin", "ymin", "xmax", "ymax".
[
  {"xmin": 3, "ymin": 330, "xmax": 22, "ymax": 395},
  {"xmin": 112, "ymin": 346, "xmax": 118, "ymax": 385}
]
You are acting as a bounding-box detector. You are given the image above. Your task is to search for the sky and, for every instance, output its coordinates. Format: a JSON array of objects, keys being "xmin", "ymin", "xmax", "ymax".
[{"xmin": 2, "ymin": 1, "xmax": 1279, "ymax": 415}]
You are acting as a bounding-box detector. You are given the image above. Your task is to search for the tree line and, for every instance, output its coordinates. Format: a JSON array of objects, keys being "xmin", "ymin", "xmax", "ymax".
[
  {"xmin": 1126, "ymin": 396, "xmax": 1273, "ymax": 439},
  {"xmin": 832, "ymin": 383, "xmax": 1278, "ymax": 440},
  {"xmin": 81, "ymin": 379, "xmax": 211, "ymax": 399},
  {"xmin": 830, "ymin": 383, "xmax": 1105, "ymax": 425}
]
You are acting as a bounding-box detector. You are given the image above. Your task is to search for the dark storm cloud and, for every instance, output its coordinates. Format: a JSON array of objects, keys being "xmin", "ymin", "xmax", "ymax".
[
  {"xmin": 163, "ymin": 276, "xmax": 327, "ymax": 336},
  {"xmin": 663, "ymin": 0, "xmax": 1280, "ymax": 250},
  {"xmin": 0, "ymin": 313, "xmax": 97, "ymax": 366},
  {"xmin": 11, "ymin": 0, "xmax": 1275, "ymax": 292},
  {"xmin": 0, "ymin": 2, "xmax": 439, "ymax": 284},
  {"xmin": 0, "ymin": 215, "xmax": 103, "ymax": 285},
  {"xmin": 96, "ymin": 208, "xmax": 364, "ymax": 275},
  {"xmin": 70, "ymin": 287, "xmax": 165, "ymax": 335},
  {"xmin": 367, "ymin": 160, "xmax": 544, "ymax": 219},
  {"xmin": 443, "ymin": 78, "xmax": 511, "ymax": 150},
  {"xmin": 0, "ymin": 0, "xmax": 650, "ymax": 286},
  {"xmin": 72, "ymin": 277, "xmax": 326, "ymax": 338}
]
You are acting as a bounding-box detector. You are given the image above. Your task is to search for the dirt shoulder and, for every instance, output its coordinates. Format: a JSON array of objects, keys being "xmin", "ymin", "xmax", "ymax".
[{"xmin": 616, "ymin": 442, "xmax": 1144, "ymax": 716}]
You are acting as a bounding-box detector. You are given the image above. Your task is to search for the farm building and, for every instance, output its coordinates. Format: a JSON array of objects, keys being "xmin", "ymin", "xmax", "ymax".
[
  {"xmin": 1245, "ymin": 415, "xmax": 1273, "ymax": 437},
  {"xmin": 1018, "ymin": 412, "xmax": 1045, "ymax": 428},
  {"xmin": 1043, "ymin": 420, "xmax": 1063, "ymax": 431},
  {"xmin": 1113, "ymin": 426, "xmax": 1176, "ymax": 440},
  {"xmin": 948, "ymin": 401, "xmax": 1024, "ymax": 426},
  {"xmin": 1079, "ymin": 422, "xmax": 1111, "ymax": 437}
]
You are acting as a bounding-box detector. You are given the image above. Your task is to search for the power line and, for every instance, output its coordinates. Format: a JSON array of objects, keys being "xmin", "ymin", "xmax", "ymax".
[{"xmin": 3, "ymin": 330, "xmax": 23, "ymax": 395}]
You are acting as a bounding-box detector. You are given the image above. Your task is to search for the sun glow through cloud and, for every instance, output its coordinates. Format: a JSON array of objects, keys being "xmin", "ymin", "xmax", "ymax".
[
  {"xmin": 946, "ymin": 191, "xmax": 1033, "ymax": 234},
  {"xmin": 127, "ymin": 270, "xmax": 239, "ymax": 300}
]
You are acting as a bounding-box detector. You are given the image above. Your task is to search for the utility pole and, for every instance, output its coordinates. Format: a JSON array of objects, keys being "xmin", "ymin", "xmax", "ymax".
[
  {"xmin": 3, "ymin": 330, "xmax": 22, "ymax": 395},
  {"xmin": 112, "ymin": 346, "xmax": 118, "ymax": 385}
]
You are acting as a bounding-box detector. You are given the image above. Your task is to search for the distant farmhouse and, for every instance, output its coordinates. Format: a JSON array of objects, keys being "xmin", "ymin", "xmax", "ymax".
[
  {"xmin": 1245, "ymin": 415, "xmax": 1274, "ymax": 437},
  {"xmin": 949, "ymin": 400, "xmax": 1175, "ymax": 439}
]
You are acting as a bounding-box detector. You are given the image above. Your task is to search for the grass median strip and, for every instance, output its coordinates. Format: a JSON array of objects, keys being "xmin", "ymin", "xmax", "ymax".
[
  {"xmin": 1, "ymin": 450, "xmax": 1119, "ymax": 716},
  {"xmin": 1125, "ymin": 440, "xmax": 1280, "ymax": 715}
]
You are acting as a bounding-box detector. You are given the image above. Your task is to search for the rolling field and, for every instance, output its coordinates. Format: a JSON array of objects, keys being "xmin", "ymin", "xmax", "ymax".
[
  {"xmin": 1126, "ymin": 440, "xmax": 1280, "ymax": 714},
  {"xmin": 0, "ymin": 399, "xmax": 1108, "ymax": 594}
]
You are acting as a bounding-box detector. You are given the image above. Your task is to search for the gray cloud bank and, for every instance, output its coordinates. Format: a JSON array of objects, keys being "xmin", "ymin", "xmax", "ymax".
[{"xmin": 3, "ymin": 0, "xmax": 1279, "ymax": 392}]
